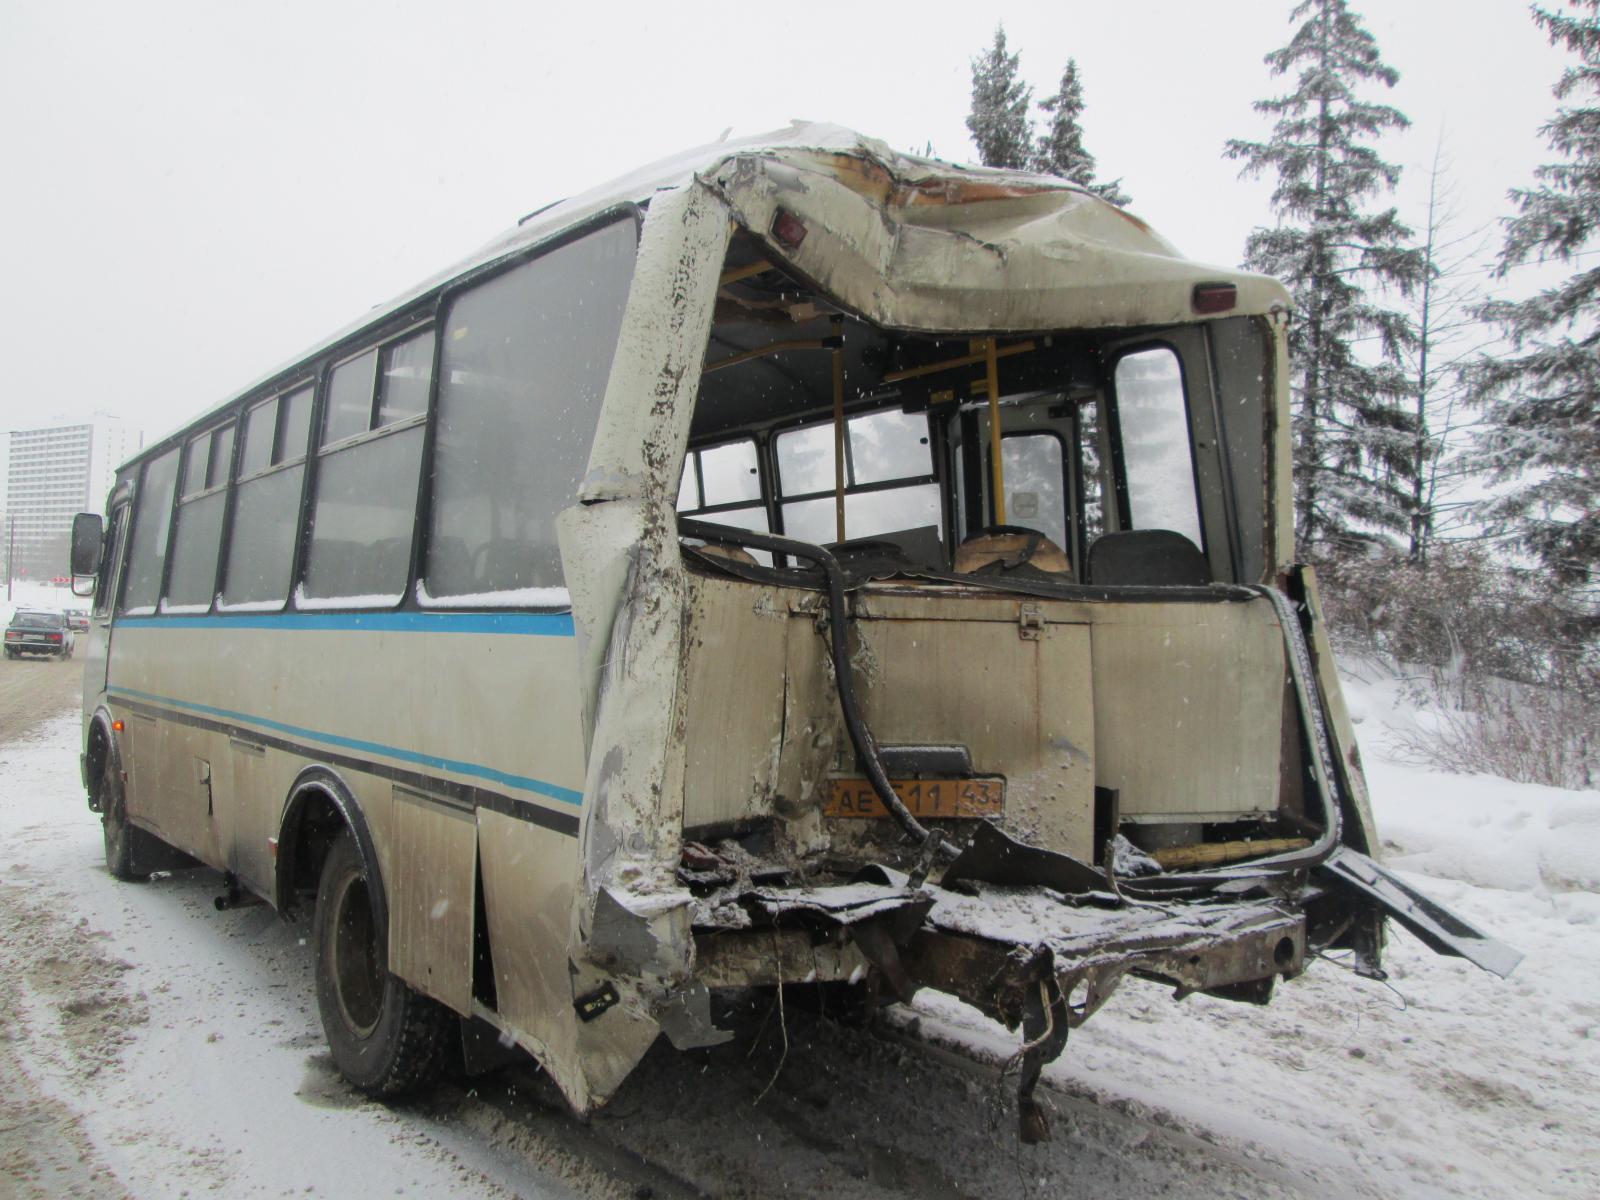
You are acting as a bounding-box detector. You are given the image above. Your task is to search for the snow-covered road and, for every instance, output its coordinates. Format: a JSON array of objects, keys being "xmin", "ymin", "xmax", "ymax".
[{"xmin": 1, "ymin": 650, "xmax": 1595, "ymax": 1198}]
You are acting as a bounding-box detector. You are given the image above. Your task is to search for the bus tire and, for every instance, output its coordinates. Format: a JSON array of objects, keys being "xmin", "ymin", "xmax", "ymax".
[
  {"xmin": 100, "ymin": 747, "xmax": 147, "ymax": 882},
  {"xmin": 313, "ymin": 830, "xmax": 449, "ymax": 1097}
]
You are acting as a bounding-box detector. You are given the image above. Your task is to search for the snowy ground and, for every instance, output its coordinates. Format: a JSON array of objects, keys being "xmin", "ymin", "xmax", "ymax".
[{"xmin": 1, "ymin": 641, "xmax": 1596, "ymax": 1198}]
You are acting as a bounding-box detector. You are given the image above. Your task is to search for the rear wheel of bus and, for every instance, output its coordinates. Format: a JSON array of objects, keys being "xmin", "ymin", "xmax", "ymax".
[{"xmin": 313, "ymin": 830, "xmax": 450, "ymax": 1096}]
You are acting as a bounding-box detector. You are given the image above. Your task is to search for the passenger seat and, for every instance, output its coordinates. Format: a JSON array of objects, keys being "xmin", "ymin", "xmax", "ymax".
[
  {"xmin": 953, "ymin": 527, "xmax": 1072, "ymax": 576},
  {"xmin": 1086, "ymin": 530, "xmax": 1210, "ymax": 586}
]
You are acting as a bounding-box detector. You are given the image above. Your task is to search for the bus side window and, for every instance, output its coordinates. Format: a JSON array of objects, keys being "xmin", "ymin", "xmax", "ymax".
[
  {"xmin": 423, "ymin": 217, "xmax": 638, "ymax": 603},
  {"xmin": 676, "ymin": 439, "xmax": 771, "ymax": 564},
  {"xmin": 222, "ymin": 386, "xmax": 313, "ymax": 609},
  {"xmin": 1111, "ymin": 348, "xmax": 1204, "ymax": 548},
  {"xmin": 775, "ymin": 409, "xmax": 940, "ymax": 553},
  {"xmin": 120, "ymin": 448, "xmax": 180, "ymax": 615},
  {"xmin": 93, "ymin": 499, "xmax": 130, "ymax": 618},
  {"xmin": 301, "ymin": 329, "xmax": 434, "ymax": 606},
  {"xmin": 164, "ymin": 421, "xmax": 235, "ymax": 611},
  {"xmin": 1000, "ymin": 433, "xmax": 1068, "ymax": 550}
]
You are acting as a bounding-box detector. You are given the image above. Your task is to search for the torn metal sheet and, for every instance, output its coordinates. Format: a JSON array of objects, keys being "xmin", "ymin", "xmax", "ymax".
[
  {"xmin": 941, "ymin": 819, "xmax": 1112, "ymax": 897},
  {"xmin": 588, "ymin": 885, "xmax": 695, "ymax": 978},
  {"xmin": 740, "ymin": 881, "xmax": 931, "ymax": 927},
  {"xmin": 654, "ymin": 983, "xmax": 733, "ymax": 1050},
  {"xmin": 1318, "ymin": 847, "xmax": 1524, "ymax": 979}
]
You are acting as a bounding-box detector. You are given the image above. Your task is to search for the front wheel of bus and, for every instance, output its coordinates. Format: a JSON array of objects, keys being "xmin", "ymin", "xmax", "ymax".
[
  {"xmin": 100, "ymin": 749, "xmax": 146, "ymax": 882},
  {"xmin": 313, "ymin": 830, "xmax": 449, "ymax": 1097}
]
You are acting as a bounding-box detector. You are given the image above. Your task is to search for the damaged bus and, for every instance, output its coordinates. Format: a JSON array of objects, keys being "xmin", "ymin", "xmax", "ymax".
[{"xmin": 71, "ymin": 124, "xmax": 1518, "ymax": 1140}]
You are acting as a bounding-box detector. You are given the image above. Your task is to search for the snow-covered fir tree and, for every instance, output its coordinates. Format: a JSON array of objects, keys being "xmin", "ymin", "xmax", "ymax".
[
  {"xmin": 1226, "ymin": 0, "xmax": 1425, "ymax": 554},
  {"xmin": 1470, "ymin": 0, "xmax": 1600, "ymax": 587},
  {"xmin": 1033, "ymin": 59, "xmax": 1131, "ymax": 206},
  {"xmin": 966, "ymin": 25, "xmax": 1033, "ymax": 170}
]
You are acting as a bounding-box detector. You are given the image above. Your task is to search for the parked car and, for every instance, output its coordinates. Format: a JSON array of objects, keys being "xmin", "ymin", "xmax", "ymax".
[{"xmin": 5, "ymin": 609, "xmax": 74, "ymax": 658}]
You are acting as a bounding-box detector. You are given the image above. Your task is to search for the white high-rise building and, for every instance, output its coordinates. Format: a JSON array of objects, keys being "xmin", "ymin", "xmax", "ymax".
[{"xmin": 4, "ymin": 417, "xmax": 142, "ymax": 580}]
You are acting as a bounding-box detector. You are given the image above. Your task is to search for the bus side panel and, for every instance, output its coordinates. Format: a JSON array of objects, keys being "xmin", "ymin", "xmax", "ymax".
[
  {"xmin": 388, "ymin": 787, "xmax": 477, "ymax": 1014},
  {"xmin": 477, "ymin": 812, "xmax": 590, "ymax": 1103},
  {"xmin": 106, "ymin": 627, "xmax": 211, "ymax": 862},
  {"xmin": 159, "ymin": 718, "xmax": 223, "ymax": 863},
  {"xmin": 478, "ymin": 808, "xmax": 663, "ymax": 1110},
  {"xmin": 118, "ymin": 706, "xmax": 163, "ymax": 833},
  {"xmin": 104, "ymin": 621, "xmax": 588, "ymax": 1025},
  {"xmin": 221, "ymin": 737, "xmax": 287, "ymax": 895},
  {"xmin": 114, "ymin": 703, "xmax": 216, "ymax": 862}
]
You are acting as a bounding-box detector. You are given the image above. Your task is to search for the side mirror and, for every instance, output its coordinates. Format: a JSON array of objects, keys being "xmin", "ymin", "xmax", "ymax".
[{"xmin": 70, "ymin": 512, "xmax": 103, "ymax": 597}]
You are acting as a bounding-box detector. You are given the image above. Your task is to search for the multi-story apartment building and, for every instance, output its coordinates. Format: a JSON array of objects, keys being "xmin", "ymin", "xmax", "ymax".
[{"xmin": 4, "ymin": 418, "xmax": 142, "ymax": 580}]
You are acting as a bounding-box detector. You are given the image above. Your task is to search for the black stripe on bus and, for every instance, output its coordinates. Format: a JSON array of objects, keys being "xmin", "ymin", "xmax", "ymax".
[{"xmin": 113, "ymin": 696, "xmax": 580, "ymax": 838}]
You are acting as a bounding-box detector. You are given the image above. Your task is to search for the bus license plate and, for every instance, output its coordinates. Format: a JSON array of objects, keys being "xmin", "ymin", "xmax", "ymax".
[{"xmin": 825, "ymin": 778, "xmax": 1004, "ymax": 819}]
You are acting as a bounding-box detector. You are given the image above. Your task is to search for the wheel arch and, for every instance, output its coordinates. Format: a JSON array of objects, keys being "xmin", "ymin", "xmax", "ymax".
[
  {"xmin": 84, "ymin": 707, "xmax": 119, "ymax": 814},
  {"xmin": 275, "ymin": 765, "xmax": 387, "ymax": 928}
]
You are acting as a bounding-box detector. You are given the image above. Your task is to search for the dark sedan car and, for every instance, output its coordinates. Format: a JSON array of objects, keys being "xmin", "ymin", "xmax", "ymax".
[{"xmin": 4, "ymin": 609, "xmax": 74, "ymax": 658}]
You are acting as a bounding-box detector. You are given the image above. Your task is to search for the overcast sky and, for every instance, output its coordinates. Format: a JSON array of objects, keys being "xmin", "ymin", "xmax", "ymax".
[{"xmin": 0, "ymin": 0, "xmax": 1572, "ymax": 455}]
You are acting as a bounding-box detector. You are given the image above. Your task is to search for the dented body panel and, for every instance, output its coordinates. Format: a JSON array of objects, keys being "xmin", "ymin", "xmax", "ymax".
[{"xmin": 81, "ymin": 124, "xmax": 1515, "ymax": 1132}]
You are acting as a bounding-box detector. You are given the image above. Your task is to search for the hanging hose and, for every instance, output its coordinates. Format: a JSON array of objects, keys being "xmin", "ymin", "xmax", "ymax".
[{"xmin": 678, "ymin": 519, "xmax": 955, "ymax": 862}]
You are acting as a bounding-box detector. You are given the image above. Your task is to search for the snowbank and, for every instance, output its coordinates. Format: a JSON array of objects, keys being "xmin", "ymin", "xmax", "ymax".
[{"xmin": 1344, "ymin": 663, "xmax": 1600, "ymax": 897}]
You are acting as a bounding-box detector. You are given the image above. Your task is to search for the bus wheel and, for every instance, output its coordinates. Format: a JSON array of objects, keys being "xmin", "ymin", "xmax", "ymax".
[
  {"xmin": 100, "ymin": 751, "xmax": 147, "ymax": 882},
  {"xmin": 313, "ymin": 830, "xmax": 449, "ymax": 1096}
]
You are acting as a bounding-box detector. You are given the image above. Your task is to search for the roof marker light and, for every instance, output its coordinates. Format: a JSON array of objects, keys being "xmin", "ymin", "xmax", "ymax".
[
  {"xmin": 1192, "ymin": 282, "xmax": 1237, "ymax": 315},
  {"xmin": 771, "ymin": 208, "xmax": 808, "ymax": 251}
]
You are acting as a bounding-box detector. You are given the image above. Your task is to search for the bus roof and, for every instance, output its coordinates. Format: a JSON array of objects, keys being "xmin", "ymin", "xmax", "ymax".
[{"xmin": 127, "ymin": 122, "xmax": 1288, "ymax": 472}]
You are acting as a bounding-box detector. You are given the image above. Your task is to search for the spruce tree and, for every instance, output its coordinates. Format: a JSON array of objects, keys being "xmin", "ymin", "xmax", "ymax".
[
  {"xmin": 966, "ymin": 25, "xmax": 1034, "ymax": 170},
  {"xmin": 1470, "ymin": 1, "xmax": 1600, "ymax": 586},
  {"xmin": 1226, "ymin": 0, "xmax": 1425, "ymax": 553},
  {"xmin": 1033, "ymin": 59, "xmax": 1131, "ymax": 206}
]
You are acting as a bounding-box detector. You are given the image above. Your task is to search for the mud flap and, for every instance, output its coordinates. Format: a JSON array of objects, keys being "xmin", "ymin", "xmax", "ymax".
[{"xmin": 1317, "ymin": 846, "xmax": 1523, "ymax": 978}]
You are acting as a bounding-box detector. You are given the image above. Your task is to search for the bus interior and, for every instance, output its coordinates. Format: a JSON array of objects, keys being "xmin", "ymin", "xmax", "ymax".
[{"xmin": 679, "ymin": 232, "xmax": 1259, "ymax": 587}]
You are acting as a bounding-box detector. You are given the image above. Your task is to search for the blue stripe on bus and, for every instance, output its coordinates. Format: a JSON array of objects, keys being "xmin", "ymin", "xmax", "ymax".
[
  {"xmin": 114, "ymin": 611, "xmax": 576, "ymax": 636},
  {"xmin": 105, "ymin": 685, "xmax": 585, "ymax": 807}
]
